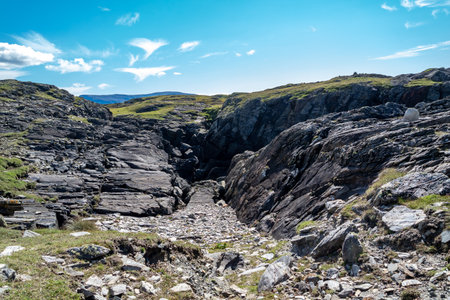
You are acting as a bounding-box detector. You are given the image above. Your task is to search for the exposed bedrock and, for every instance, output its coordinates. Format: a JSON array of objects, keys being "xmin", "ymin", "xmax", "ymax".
[
  {"xmin": 224, "ymin": 99, "xmax": 450, "ymax": 238},
  {"xmin": 202, "ymin": 71, "xmax": 450, "ymax": 177}
]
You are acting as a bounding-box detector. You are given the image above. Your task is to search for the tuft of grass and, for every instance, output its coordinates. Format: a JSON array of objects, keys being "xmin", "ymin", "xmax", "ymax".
[
  {"xmin": 0, "ymin": 156, "xmax": 34, "ymax": 198},
  {"xmin": 68, "ymin": 115, "xmax": 90, "ymax": 124},
  {"xmin": 401, "ymin": 288, "xmax": 421, "ymax": 300},
  {"xmin": 209, "ymin": 242, "xmax": 231, "ymax": 252},
  {"xmin": 65, "ymin": 219, "xmax": 98, "ymax": 231},
  {"xmin": 295, "ymin": 220, "xmax": 317, "ymax": 234},
  {"xmin": 405, "ymin": 78, "xmax": 440, "ymax": 87},
  {"xmin": 399, "ymin": 194, "xmax": 450, "ymax": 211},
  {"xmin": 364, "ymin": 168, "xmax": 406, "ymax": 198}
]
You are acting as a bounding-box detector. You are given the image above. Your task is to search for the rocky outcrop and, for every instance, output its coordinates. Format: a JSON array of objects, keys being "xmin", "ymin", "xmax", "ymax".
[
  {"xmin": 225, "ymin": 99, "xmax": 449, "ymax": 238},
  {"xmin": 0, "ymin": 80, "xmax": 212, "ymax": 225},
  {"xmin": 203, "ymin": 69, "xmax": 450, "ymax": 176}
]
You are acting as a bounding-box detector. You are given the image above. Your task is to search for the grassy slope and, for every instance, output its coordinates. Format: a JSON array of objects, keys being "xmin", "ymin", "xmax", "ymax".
[
  {"xmin": 0, "ymin": 228, "xmax": 160, "ymax": 300},
  {"xmin": 107, "ymin": 94, "xmax": 226, "ymax": 120}
]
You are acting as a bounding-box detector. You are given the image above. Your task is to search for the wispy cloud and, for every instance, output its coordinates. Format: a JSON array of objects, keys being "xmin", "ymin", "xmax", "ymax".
[
  {"xmin": 76, "ymin": 45, "xmax": 118, "ymax": 58},
  {"xmin": 99, "ymin": 6, "xmax": 110, "ymax": 12},
  {"xmin": 374, "ymin": 40, "xmax": 450, "ymax": 60},
  {"xmin": 432, "ymin": 7, "xmax": 449, "ymax": 16},
  {"xmin": 129, "ymin": 54, "xmax": 139, "ymax": 66},
  {"xmin": 116, "ymin": 13, "xmax": 140, "ymax": 26},
  {"xmin": 98, "ymin": 83, "xmax": 111, "ymax": 89},
  {"xmin": 246, "ymin": 49, "xmax": 255, "ymax": 55},
  {"xmin": 61, "ymin": 83, "xmax": 91, "ymax": 95},
  {"xmin": 0, "ymin": 70, "xmax": 27, "ymax": 79},
  {"xmin": 179, "ymin": 41, "xmax": 200, "ymax": 52},
  {"xmin": 404, "ymin": 21, "xmax": 424, "ymax": 28},
  {"xmin": 235, "ymin": 52, "xmax": 242, "ymax": 57},
  {"xmin": 401, "ymin": 0, "xmax": 450, "ymax": 8},
  {"xmin": 173, "ymin": 72, "xmax": 182, "ymax": 75},
  {"xmin": 0, "ymin": 42, "xmax": 54, "ymax": 69},
  {"xmin": 45, "ymin": 58, "xmax": 103, "ymax": 73},
  {"xmin": 12, "ymin": 31, "xmax": 61, "ymax": 54},
  {"xmin": 129, "ymin": 38, "xmax": 167, "ymax": 59},
  {"xmin": 115, "ymin": 66, "xmax": 175, "ymax": 81},
  {"xmin": 310, "ymin": 26, "xmax": 318, "ymax": 32},
  {"xmin": 201, "ymin": 52, "xmax": 228, "ymax": 58},
  {"xmin": 381, "ymin": 3, "xmax": 397, "ymax": 11}
]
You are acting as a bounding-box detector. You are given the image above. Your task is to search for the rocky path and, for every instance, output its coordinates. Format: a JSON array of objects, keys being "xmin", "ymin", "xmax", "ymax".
[{"xmin": 97, "ymin": 182, "xmax": 266, "ymax": 247}]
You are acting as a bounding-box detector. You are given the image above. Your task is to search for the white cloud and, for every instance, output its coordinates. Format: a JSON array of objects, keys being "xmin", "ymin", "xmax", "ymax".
[
  {"xmin": 98, "ymin": 83, "xmax": 111, "ymax": 89},
  {"xmin": 179, "ymin": 41, "xmax": 200, "ymax": 52},
  {"xmin": 401, "ymin": 0, "xmax": 450, "ymax": 8},
  {"xmin": 401, "ymin": 0, "xmax": 415, "ymax": 8},
  {"xmin": 173, "ymin": 72, "xmax": 182, "ymax": 75},
  {"xmin": 405, "ymin": 21, "xmax": 424, "ymax": 28},
  {"xmin": 235, "ymin": 52, "xmax": 242, "ymax": 57},
  {"xmin": 12, "ymin": 31, "xmax": 61, "ymax": 54},
  {"xmin": 76, "ymin": 45, "xmax": 118, "ymax": 58},
  {"xmin": 201, "ymin": 52, "xmax": 228, "ymax": 58},
  {"xmin": 116, "ymin": 13, "xmax": 140, "ymax": 26},
  {"xmin": 61, "ymin": 83, "xmax": 91, "ymax": 96},
  {"xmin": 432, "ymin": 7, "xmax": 449, "ymax": 16},
  {"xmin": 381, "ymin": 3, "xmax": 397, "ymax": 11},
  {"xmin": 0, "ymin": 70, "xmax": 27, "ymax": 79},
  {"xmin": 115, "ymin": 66, "xmax": 175, "ymax": 81},
  {"xmin": 246, "ymin": 49, "xmax": 256, "ymax": 55},
  {"xmin": 129, "ymin": 54, "xmax": 139, "ymax": 66},
  {"xmin": 374, "ymin": 40, "xmax": 450, "ymax": 60},
  {"xmin": 310, "ymin": 26, "xmax": 318, "ymax": 32},
  {"xmin": 99, "ymin": 6, "xmax": 110, "ymax": 12},
  {"xmin": 129, "ymin": 38, "xmax": 167, "ymax": 59},
  {"xmin": 45, "ymin": 58, "xmax": 103, "ymax": 73},
  {"xmin": 0, "ymin": 43, "xmax": 54, "ymax": 69}
]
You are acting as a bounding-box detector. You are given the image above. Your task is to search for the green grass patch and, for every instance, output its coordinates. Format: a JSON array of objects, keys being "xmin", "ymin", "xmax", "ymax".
[
  {"xmin": 295, "ymin": 220, "xmax": 317, "ymax": 234},
  {"xmin": 68, "ymin": 115, "xmax": 90, "ymax": 124},
  {"xmin": 399, "ymin": 194, "xmax": 450, "ymax": 211},
  {"xmin": 209, "ymin": 242, "xmax": 232, "ymax": 252},
  {"xmin": 221, "ymin": 75, "xmax": 392, "ymax": 115},
  {"xmin": 108, "ymin": 94, "xmax": 226, "ymax": 120},
  {"xmin": 405, "ymin": 78, "xmax": 441, "ymax": 87},
  {"xmin": 364, "ymin": 168, "xmax": 406, "ymax": 198},
  {"xmin": 0, "ymin": 156, "xmax": 34, "ymax": 198}
]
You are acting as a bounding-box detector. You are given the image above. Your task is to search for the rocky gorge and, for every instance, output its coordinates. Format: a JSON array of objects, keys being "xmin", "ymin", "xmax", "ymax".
[{"xmin": 0, "ymin": 68, "xmax": 449, "ymax": 299}]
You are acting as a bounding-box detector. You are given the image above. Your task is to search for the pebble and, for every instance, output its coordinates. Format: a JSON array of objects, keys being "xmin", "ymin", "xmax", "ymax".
[{"xmin": 170, "ymin": 283, "xmax": 192, "ymax": 293}]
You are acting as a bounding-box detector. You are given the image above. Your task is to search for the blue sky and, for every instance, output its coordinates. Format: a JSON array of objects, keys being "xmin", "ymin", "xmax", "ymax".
[{"xmin": 0, "ymin": 0, "xmax": 449, "ymax": 95}]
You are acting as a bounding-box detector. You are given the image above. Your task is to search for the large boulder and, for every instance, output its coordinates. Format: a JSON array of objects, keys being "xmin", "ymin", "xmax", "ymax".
[
  {"xmin": 67, "ymin": 244, "xmax": 111, "ymax": 261},
  {"xmin": 214, "ymin": 252, "xmax": 244, "ymax": 274},
  {"xmin": 381, "ymin": 205, "xmax": 426, "ymax": 232},
  {"xmin": 341, "ymin": 233, "xmax": 363, "ymax": 264},
  {"xmin": 291, "ymin": 234, "xmax": 319, "ymax": 257},
  {"xmin": 311, "ymin": 222, "xmax": 357, "ymax": 258},
  {"xmin": 258, "ymin": 256, "xmax": 293, "ymax": 292},
  {"xmin": 403, "ymin": 108, "xmax": 419, "ymax": 122}
]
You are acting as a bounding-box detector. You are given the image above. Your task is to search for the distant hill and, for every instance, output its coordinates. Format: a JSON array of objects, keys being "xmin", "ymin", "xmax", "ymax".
[{"xmin": 80, "ymin": 91, "xmax": 194, "ymax": 104}]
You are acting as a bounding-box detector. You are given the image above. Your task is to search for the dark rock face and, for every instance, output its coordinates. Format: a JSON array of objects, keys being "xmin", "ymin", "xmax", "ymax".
[
  {"xmin": 0, "ymin": 80, "xmax": 209, "ymax": 224},
  {"xmin": 203, "ymin": 70, "xmax": 450, "ymax": 176},
  {"xmin": 225, "ymin": 99, "xmax": 450, "ymax": 238},
  {"xmin": 341, "ymin": 233, "xmax": 363, "ymax": 264}
]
